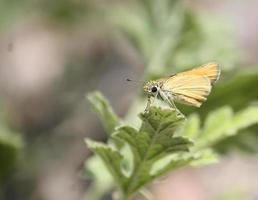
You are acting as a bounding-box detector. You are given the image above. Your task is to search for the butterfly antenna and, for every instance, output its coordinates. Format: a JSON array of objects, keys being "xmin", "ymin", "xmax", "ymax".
[{"xmin": 126, "ymin": 78, "xmax": 144, "ymax": 83}]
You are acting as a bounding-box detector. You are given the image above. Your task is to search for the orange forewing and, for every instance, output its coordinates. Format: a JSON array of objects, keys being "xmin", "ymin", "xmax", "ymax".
[
  {"xmin": 159, "ymin": 63, "xmax": 220, "ymax": 107},
  {"xmin": 178, "ymin": 62, "xmax": 220, "ymax": 85}
]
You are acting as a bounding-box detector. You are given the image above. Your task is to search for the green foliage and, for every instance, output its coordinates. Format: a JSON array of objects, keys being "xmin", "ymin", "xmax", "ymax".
[
  {"xmin": 0, "ymin": 0, "xmax": 93, "ymax": 29},
  {"xmin": 0, "ymin": 114, "xmax": 23, "ymax": 182},
  {"xmin": 108, "ymin": 0, "xmax": 239, "ymax": 76},
  {"xmin": 86, "ymin": 139, "xmax": 128, "ymax": 193},
  {"xmin": 0, "ymin": 133, "xmax": 22, "ymax": 181},
  {"xmin": 86, "ymin": 104, "xmax": 193, "ymax": 199},
  {"xmin": 37, "ymin": 0, "xmax": 91, "ymax": 24},
  {"xmin": 179, "ymin": 70, "xmax": 258, "ymax": 154},
  {"xmin": 85, "ymin": 93, "xmax": 258, "ymax": 199},
  {"xmin": 88, "ymin": 92, "xmax": 120, "ymax": 135},
  {"xmin": 182, "ymin": 106, "xmax": 258, "ymax": 150},
  {"xmin": 114, "ymin": 108, "xmax": 192, "ymax": 195},
  {"xmin": 83, "ymin": 0, "xmax": 258, "ymax": 199},
  {"xmin": 0, "ymin": 0, "xmax": 29, "ymax": 30},
  {"xmin": 85, "ymin": 92, "xmax": 122, "ymax": 199},
  {"xmin": 85, "ymin": 153, "xmax": 115, "ymax": 200}
]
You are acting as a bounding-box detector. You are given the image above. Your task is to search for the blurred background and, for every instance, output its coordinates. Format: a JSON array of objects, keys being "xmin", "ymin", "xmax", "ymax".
[{"xmin": 1, "ymin": 0, "xmax": 258, "ymax": 200}]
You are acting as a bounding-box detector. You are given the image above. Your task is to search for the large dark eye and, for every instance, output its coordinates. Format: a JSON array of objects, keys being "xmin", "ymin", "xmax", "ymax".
[{"xmin": 151, "ymin": 86, "xmax": 157, "ymax": 93}]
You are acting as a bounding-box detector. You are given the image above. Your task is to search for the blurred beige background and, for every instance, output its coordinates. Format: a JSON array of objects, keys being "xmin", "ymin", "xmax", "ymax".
[{"xmin": 0, "ymin": 0, "xmax": 258, "ymax": 200}]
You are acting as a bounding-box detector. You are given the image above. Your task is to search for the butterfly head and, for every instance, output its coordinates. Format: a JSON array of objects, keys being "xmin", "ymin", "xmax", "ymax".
[{"xmin": 143, "ymin": 80, "xmax": 162, "ymax": 97}]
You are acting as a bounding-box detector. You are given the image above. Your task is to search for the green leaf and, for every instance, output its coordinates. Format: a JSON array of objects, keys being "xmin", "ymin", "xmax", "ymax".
[
  {"xmin": 170, "ymin": 12, "xmax": 239, "ymax": 72},
  {"xmin": 199, "ymin": 72, "xmax": 258, "ymax": 154},
  {"xmin": 150, "ymin": 153, "xmax": 193, "ymax": 178},
  {"xmin": 230, "ymin": 106, "xmax": 258, "ymax": 132},
  {"xmin": 215, "ymin": 130, "xmax": 258, "ymax": 154},
  {"xmin": 0, "ymin": 123, "xmax": 23, "ymax": 182},
  {"xmin": 86, "ymin": 106, "xmax": 194, "ymax": 199},
  {"xmin": 182, "ymin": 106, "xmax": 258, "ymax": 156},
  {"xmin": 210, "ymin": 71, "xmax": 258, "ymax": 112},
  {"xmin": 212, "ymin": 106, "xmax": 258, "ymax": 154},
  {"xmin": 198, "ymin": 106, "xmax": 233, "ymax": 147},
  {"xmin": 85, "ymin": 139, "xmax": 128, "ymax": 193},
  {"xmin": 197, "ymin": 106, "xmax": 258, "ymax": 149},
  {"xmin": 190, "ymin": 149, "xmax": 219, "ymax": 166},
  {"xmin": 113, "ymin": 126, "xmax": 149, "ymax": 165},
  {"xmin": 116, "ymin": 107, "xmax": 193, "ymax": 196},
  {"xmin": 86, "ymin": 96, "xmax": 258, "ymax": 199},
  {"xmin": 87, "ymin": 91, "xmax": 120, "ymax": 135},
  {"xmin": 178, "ymin": 106, "xmax": 258, "ymax": 165},
  {"xmin": 177, "ymin": 113, "xmax": 200, "ymax": 140},
  {"xmin": 84, "ymin": 155, "xmax": 114, "ymax": 200}
]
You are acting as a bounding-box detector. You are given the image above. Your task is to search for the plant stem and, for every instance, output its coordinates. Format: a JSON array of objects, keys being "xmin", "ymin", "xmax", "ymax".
[{"xmin": 123, "ymin": 122, "xmax": 160, "ymax": 198}]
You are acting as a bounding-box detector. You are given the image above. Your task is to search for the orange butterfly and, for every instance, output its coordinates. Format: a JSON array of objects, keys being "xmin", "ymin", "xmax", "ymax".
[{"xmin": 143, "ymin": 63, "xmax": 221, "ymax": 113}]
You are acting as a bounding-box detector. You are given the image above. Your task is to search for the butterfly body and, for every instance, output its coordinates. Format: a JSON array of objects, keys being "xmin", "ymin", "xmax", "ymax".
[{"xmin": 143, "ymin": 63, "xmax": 220, "ymax": 112}]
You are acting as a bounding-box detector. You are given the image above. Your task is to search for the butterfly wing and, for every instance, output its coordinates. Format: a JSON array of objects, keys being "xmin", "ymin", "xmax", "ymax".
[
  {"xmin": 159, "ymin": 62, "xmax": 220, "ymax": 107},
  {"xmin": 179, "ymin": 62, "xmax": 220, "ymax": 85},
  {"xmin": 161, "ymin": 74, "xmax": 212, "ymax": 107}
]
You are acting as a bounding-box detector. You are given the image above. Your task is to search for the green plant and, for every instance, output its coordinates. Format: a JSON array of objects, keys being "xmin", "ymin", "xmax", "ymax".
[
  {"xmin": 0, "ymin": 129, "xmax": 22, "ymax": 182},
  {"xmin": 0, "ymin": 104, "xmax": 23, "ymax": 181},
  {"xmin": 0, "ymin": 105, "xmax": 23, "ymax": 199},
  {"xmin": 84, "ymin": 0, "xmax": 258, "ymax": 199},
  {"xmin": 85, "ymin": 92, "xmax": 258, "ymax": 200}
]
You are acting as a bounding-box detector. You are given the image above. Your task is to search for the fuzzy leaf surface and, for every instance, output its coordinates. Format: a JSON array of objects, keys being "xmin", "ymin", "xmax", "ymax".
[
  {"xmin": 87, "ymin": 91, "xmax": 119, "ymax": 135},
  {"xmin": 114, "ymin": 107, "xmax": 193, "ymax": 195},
  {"xmin": 85, "ymin": 139, "xmax": 128, "ymax": 192}
]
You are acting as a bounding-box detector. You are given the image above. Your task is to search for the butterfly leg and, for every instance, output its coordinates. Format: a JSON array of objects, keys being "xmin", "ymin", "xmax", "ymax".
[
  {"xmin": 160, "ymin": 91, "xmax": 185, "ymax": 117},
  {"xmin": 144, "ymin": 96, "xmax": 154, "ymax": 112},
  {"xmin": 168, "ymin": 96, "xmax": 185, "ymax": 117}
]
